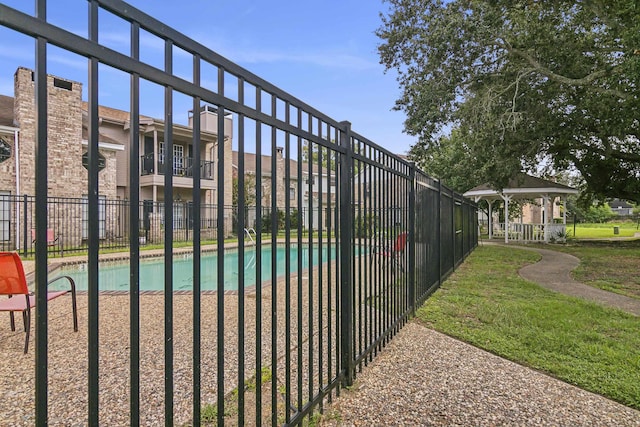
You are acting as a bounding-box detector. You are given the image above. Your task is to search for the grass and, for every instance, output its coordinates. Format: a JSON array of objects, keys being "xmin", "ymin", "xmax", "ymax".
[
  {"xmin": 552, "ymin": 240, "xmax": 640, "ymax": 299},
  {"xmin": 570, "ymin": 221, "xmax": 639, "ymax": 239},
  {"xmin": 417, "ymin": 245, "xmax": 640, "ymax": 410},
  {"xmin": 200, "ymin": 366, "xmax": 277, "ymax": 425}
]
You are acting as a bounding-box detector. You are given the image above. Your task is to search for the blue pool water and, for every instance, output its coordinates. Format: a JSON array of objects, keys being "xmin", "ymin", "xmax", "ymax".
[{"xmin": 52, "ymin": 244, "xmax": 336, "ymax": 292}]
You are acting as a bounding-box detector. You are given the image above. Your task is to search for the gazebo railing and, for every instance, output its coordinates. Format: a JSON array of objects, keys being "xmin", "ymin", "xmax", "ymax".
[{"xmin": 492, "ymin": 223, "xmax": 567, "ymax": 242}]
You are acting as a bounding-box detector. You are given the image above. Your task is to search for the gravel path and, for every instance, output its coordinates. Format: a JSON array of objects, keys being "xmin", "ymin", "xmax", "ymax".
[{"xmin": 322, "ymin": 322, "xmax": 640, "ymax": 426}]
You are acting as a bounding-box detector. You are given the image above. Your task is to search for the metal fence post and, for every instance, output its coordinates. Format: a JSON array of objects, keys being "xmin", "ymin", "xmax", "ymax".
[
  {"xmin": 451, "ymin": 191, "xmax": 456, "ymax": 272},
  {"xmin": 22, "ymin": 194, "xmax": 28, "ymax": 257},
  {"xmin": 408, "ymin": 162, "xmax": 416, "ymax": 316},
  {"xmin": 437, "ymin": 180, "xmax": 442, "ymax": 284},
  {"xmin": 339, "ymin": 121, "xmax": 354, "ymax": 387}
]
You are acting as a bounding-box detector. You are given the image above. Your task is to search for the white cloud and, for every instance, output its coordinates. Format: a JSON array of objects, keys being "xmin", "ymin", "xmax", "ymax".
[{"xmin": 230, "ymin": 49, "xmax": 378, "ymax": 71}]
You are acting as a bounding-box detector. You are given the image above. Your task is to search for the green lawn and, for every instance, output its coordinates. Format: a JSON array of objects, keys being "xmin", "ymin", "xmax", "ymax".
[
  {"xmin": 553, "ymin": 240, "xmax": 640, "ymax": 299},
  {"xmin": 417, "ymin": 245, "xmax": 640, "ymax": 410},
  {"xmin": 570, "ymin": 222, "xmax": 640, "ymax": 239}
]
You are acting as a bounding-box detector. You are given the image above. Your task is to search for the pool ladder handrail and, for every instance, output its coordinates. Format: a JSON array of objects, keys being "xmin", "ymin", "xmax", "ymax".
[{"xmin": 244, "ymin": 228, "xmax": 257, "ymax": 269}]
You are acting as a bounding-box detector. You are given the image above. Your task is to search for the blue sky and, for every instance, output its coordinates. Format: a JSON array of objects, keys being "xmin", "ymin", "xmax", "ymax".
[{"xmin": 0, "ymin": 0, "xmax": 415, "ymax": 155}]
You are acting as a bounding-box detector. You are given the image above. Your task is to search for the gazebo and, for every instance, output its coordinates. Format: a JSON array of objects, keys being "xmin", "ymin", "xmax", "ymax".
[{"xmin": 464, "ymin": 174, "xmax": 579, "ymax": 243}]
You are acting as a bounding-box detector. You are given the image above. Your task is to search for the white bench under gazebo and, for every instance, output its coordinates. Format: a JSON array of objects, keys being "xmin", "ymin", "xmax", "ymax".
[{"xmin": 464, "ymin": 174, "xmax": 579, "ymax": 243}]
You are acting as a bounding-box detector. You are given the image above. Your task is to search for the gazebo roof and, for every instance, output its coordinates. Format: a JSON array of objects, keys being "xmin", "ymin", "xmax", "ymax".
[{"xmin": 463, "ymin": 174, "xmax": 578, "ymax": 201}]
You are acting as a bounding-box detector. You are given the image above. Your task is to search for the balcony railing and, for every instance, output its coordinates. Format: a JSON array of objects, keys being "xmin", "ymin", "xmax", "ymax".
[{"xmin": 140, "ymin": 153, "xmax": 214, "ymax": 179}]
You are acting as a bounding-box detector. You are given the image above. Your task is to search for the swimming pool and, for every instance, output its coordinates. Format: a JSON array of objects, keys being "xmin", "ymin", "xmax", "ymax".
[{"xmin": 51, "ymin": 244, "xmax": 337, "ymax": 292}]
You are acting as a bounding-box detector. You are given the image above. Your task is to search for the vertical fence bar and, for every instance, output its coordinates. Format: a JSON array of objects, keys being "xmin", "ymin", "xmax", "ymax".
[
  {"xmin": 333, "ymin": 125, "xmax": 341, "ymax": 392},
  {"xmin": 254, "ymin": 87, "xmax": 263, "ymax": 425},
  {"xmin": 191, "ymin": 53, "xmax": 202, "ymax": 427},
  {"xmin": 338, "ymin": 121, "xmax": 353, "ymax": 387},
  {"xmin": 408, "ymin": 163, "xmax": 416, "ymax": 315},
  {"xmin": 87, "ymin": 2, "xmax": 101, "ymax": 425},
  {"xmin": 364, "ymin": 145, "xmax": 372, "ymax": 363},
  {"xmin": 353, "ymin": 140, "xmax": 361, "ymax": 371},
  {"xmin": 451, "ymin": 191, "xmax": 456, "ymax": 272},
  {"xmin": 237, "ymin": 77, "xmax": 246, "ymax": 427},
  {"xmin": 296, "ymin": 113, "xmax": 303, "ymax": 415},
  {"xmin": 437, "ymin": 181, "xmax": 443, "ymax": 284},
  {"xmin": 22, "ymin": 195, "xmax": 28, "ymax": 257},
  {"xmin": 129, "ymin": 19, "xmax": 141, "ymax": 427},
  {"xmin": 34, "ymin": 0, "xmax": 48, "ymax": 423},
  {"xmin": 307, "ymin": 116, "xmax": 314, "ymax": 411},
  {"xmin": 216, "ymin": 66, "xmax": 226, "ymax": 427},
  {"xmin": 284, "ymin": 101, "xmax": 292, "ymax": 424},
  {"xmin": 163, "ymin": 38, "xmax": 175, "ymax": 426},
  {"xmin": 317, "ymin": 126, "xmax": 324, "ymax": 406},
  {"xmin": 270, "ymin": 94, "xmax": 278, "ymax": 427}
]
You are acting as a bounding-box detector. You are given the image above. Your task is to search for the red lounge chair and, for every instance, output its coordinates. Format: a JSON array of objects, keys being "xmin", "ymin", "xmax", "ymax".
[
  {"xmin": 0, "ymin": 252, "xmax": 77, "ymax": 353},
  {"xmin": 31, "ymin": 228, "xmax": 59, "ymax": 246},
  {"xmin": 380, "ymin": 232, "xmax": 408, "ymax": 274}
]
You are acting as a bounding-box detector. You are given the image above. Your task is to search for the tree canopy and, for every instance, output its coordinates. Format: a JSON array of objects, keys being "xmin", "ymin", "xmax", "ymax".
[{"xmin": 377, "ymin": 0, "xmax": 640, "ymax": 202}]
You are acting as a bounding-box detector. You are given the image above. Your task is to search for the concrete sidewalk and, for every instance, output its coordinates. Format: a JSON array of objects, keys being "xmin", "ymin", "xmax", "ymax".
[{"xmin": 517, "ymin": 246, "xmax": 640, "ymax": 316}]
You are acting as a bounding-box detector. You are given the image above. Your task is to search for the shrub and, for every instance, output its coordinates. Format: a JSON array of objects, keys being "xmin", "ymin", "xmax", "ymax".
[
  {"xmin": 355, "ymin": 213, "xmax": 377, "ymax": 238},
  {"xmin": 259, "ymin": 209, "xmax": 285, "ymax": 233},
  {"xmin": 582, "ymin": 204, "xmax": 615, "ymax": 223}
]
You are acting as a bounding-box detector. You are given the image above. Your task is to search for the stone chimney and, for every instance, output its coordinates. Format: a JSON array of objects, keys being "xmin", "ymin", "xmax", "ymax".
[{"xmin": 13, "ymin": 67, "xmax": 84, "ymax": 197}]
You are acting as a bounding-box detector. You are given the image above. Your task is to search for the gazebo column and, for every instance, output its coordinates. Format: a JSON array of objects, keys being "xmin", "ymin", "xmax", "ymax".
[
  {"xmin": 519, "ymin": 203, "xmax": 524, "ymax": 241},
  {"xmin": 500, "ymin": 194, "xmax": 512, "ymax": 244},
  {"xmin": 542, "ymin": 194, "xmax": 550, "ymax": 243},
  {"xmin": 488, "ymin": 200, "xmax": 493, "ymax": 240}
]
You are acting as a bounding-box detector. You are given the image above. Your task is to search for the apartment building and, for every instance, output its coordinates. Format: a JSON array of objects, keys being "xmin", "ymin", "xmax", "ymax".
[
  {"xmin": 232, "ymin": 148, "xmax": 337, "ymax": 230},
  {"xmin": 0, "ymin": 67, "xmax": 232, "ymax": 249}
]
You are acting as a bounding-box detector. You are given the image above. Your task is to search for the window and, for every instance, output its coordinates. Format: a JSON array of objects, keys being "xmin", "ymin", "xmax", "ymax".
[
  {"xmin": 173, "ymin": 144, "xmax": 184, "ymax": 175},
  {"xmin": 53, "ymin": 78, "xmax": 72, "ymax": 91},
  {"xmin": 0, "ymin": 137, "xmax": 10, "ymax": 164},
  {"xmin": 290, "ymin": 187, "xmax": 295, "ymax": 200},
  {"xmin": 157, "ymin": 201, "xmax": 188, "ymax": 230},
  {"xmin": 159, "ymin": 142, "xmax": 185, "ymax": 175},
  {"xmin": 82, "ymin": 151, "xmax": 106, "ymax": 171}
]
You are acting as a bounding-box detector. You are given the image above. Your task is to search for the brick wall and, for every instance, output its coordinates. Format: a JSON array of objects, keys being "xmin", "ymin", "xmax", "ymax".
[{"xmin": 13, "ymin": 67, "xmax": 117, "ymax": 200}]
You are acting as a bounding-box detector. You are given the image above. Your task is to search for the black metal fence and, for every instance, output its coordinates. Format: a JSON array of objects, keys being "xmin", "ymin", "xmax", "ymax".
[
  {"xmin": 0, "ymin": 195, "xmax": 328, "ymax": 255},
  {"xmin": 0, "ymin": 2, "xmax": 477, "ymax": 426}
]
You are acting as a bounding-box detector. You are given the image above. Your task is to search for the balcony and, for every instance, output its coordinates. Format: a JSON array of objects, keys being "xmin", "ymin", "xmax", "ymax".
[{"xmin": 141, "ymin": 153, "xmax": 214, "ymax": 179}]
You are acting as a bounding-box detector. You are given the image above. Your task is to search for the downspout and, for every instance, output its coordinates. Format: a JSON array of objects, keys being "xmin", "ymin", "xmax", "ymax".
[{"xmin": 14, "ymin": 129, "xmax": 20, "ymax": 251}]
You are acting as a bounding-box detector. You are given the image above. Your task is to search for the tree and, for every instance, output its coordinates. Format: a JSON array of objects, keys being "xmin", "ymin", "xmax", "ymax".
[
  {"xmin": 301, "ymin": 139, "xmax": 362, "ymax": 173},
  {"xmin": 301, "ymin": 139, "xmax": 338, "ymax": 171},
  {"xmin": 411, "ymin": 128, "xmax": 485, "ymax": 193},
  {"xmin": 232, "ymin": 173, "xmax": 256, "ymax": 206},
  {"xmin": 378, "ymin": 0, "xmax": 640, "ymax": 202}
]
